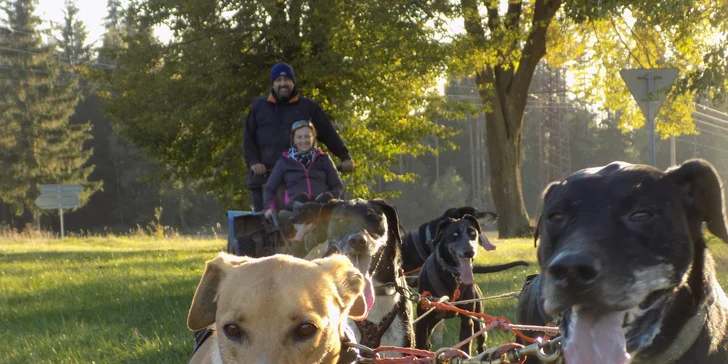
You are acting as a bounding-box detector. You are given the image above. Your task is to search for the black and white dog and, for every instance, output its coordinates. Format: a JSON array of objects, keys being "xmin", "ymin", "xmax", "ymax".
[
  {"xmin": 523, "ymin": 159, "xmax": 728, "ymax": 363},
  {"xmin": 415, "ymin": 215, "xmax": 528, "ymax": 354},
  {"xmin": 291, "ymin": 198, "xmax": 414, "ymax": 354},
  {"xmin": 401, "ymin": 207, "xmax": 498, "ymax": 274}
]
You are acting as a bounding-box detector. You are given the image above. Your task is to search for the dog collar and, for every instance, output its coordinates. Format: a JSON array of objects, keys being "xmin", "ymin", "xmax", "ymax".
[
  {"xmin": 434, "ymin": 245, "xmax": 460, "ymax": 276},
  {"xmin": 633, "ymin": 290, "xmax": 715, "ymax": 364},
  {"xmin": 633, "ymin": 305, "xmax": 708, "ymax": 364},
  {"xmin": 191, "ymin": 327, "xmax": 215, "ymax": 356}
]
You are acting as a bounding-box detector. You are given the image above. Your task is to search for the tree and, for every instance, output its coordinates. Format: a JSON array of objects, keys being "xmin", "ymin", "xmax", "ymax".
[
  {"xmin": 0, "ymin": 0, "xmax": 93, "ymax": 223},
  {"xmin": 451, "ymin": 0, "xmax": 728, "ymax": 237},
  {"xmin": 57, "ymin": 0, "xmax": 89, "ymax": 65},
  {"xmin": 93, "ymin": 0, "xmax": 460, "ymax": 208}
]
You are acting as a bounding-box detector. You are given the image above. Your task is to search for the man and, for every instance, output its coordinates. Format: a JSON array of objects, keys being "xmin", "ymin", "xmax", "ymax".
[{"xmin": 242, "ymin": 62, "xmax": 354, "ymax": 211}]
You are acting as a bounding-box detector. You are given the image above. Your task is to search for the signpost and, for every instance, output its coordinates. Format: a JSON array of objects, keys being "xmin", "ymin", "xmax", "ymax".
[
  {"xmin": 619, "ymin": 68, "xmax": 679, "ymax": 166},
  {"xmin": 34, "ymin": 184, "xmax": 83, "ymax": 238}
]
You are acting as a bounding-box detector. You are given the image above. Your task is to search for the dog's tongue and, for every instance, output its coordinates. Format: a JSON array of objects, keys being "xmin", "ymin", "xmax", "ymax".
[
  {"xmin": 479, "ymin": 234, "xmax": 496, "ymax": 251},
  {"xmin": 350, "ymin": 255, "xmax": 375, "ymax": 321},
  {"xmin": 565, "ymin": 307, "xmax": 630, "ymax": 364},
  {"xmin": 363, "ymin": 274, "xmax": 375, "ymax": 314},
  {"xmin": 458, "ymin": 258, "xmax": 474, "ymax": 285}
]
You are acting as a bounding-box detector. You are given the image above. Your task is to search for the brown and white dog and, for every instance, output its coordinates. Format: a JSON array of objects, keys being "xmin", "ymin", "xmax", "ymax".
[
  {"xmin": 291, "ymin": 198, "xmax": 415, "ymax": 354},
  {"xmin": 187, "ymin": 253, "xmax": 368, "ymax": 364}
]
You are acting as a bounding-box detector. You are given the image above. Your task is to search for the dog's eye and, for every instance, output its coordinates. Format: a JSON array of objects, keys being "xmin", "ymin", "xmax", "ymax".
[
  {"xmin": 294, "ymin": 322, "xmax": 318, "ymax": 340},
  {"xmin": 548, "ymin": 213, "xmax": 566, "ymax": 223},
  {"xmin": 453, "ymin": 232, "xmax": 459, "ymax": 237},
  {"xmin": 629, "ymin": 211, "xmax": 653, "ymax": 221},
  {"xmin": 469, "ymin": 229, "xmax": 477, "ymax": 237},
  {"xmin": 223, "ymin": 323, "xmax": 243, "ymax": 339}
]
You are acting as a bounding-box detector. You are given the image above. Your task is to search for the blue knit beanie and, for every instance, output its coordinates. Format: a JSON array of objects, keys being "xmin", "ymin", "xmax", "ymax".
[{"xmin": 270, "ymin": 62, "xmax": 296, "ymax": 84}]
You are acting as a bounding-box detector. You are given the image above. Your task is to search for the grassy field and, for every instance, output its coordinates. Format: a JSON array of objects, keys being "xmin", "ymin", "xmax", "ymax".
[{"xmin": 2, "ymin": 233, "xmax": 728, "ymax": 363}]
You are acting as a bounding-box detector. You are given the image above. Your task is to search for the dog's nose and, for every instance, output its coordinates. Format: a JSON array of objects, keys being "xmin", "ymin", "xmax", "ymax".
[
  {"xmin": 348, "ymin": 234, "xmax": 367, "ymax": 249},
  {"xmin": 547, "ymin": 251, "xmax": 602, "ymax": 289},
  {"xmin": 462, "ymin": 250, "xmax": 475, "ymax": 259}
]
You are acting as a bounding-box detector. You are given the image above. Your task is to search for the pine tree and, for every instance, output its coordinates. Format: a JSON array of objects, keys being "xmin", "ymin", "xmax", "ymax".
[
  {"xmin": 57, "ymin": 0, "xmax": 89, "ymax": 65},
  {"xmin": 0, "ymin": 0, "xmax": 93, "ymax": 222}
]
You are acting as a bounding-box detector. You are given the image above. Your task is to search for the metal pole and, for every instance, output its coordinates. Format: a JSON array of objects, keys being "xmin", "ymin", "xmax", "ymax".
[
  {"xmin": 435, "ymin": 136, "xmax": 439, "ymax": 178},
  {"xmin": 670, "ymin": 136, "xmax": 676, "ymax": 166},
  {"xmin": 647, "ymin": 71, "xmax": 656, "ymax": 166},
  {"xmin": 60, "ymin": 207, "xmax": 64, "ymax": 239}
]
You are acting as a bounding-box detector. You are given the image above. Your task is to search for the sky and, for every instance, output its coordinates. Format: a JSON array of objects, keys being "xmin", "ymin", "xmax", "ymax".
[
  {"xmin": 34, "ymin": 0, "xmax": 172, "ymax": 46},
  {"xmin": 37, "ymin": 0, "xmax": 110, "ymax": 46}
]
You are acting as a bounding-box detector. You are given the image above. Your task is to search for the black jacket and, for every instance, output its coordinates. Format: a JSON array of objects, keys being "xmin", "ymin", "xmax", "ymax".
[{"xmin": 242, "ymin": 92, "xmax": 350, "ymax": 172}]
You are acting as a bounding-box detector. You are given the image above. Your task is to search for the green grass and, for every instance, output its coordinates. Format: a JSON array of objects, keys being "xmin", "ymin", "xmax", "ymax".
[
  {"xmin": 0, "ymin": 237, "xmax": 222, "ymax": 364},
  {"xmin": 2, "ymin": 234, "xmax": 728, "ymax": 362}
]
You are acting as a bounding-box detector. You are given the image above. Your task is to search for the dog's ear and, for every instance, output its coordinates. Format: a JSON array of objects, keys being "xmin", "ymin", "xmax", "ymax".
[
  {"xmin": 435, "ymin": 217, "xmax": 457, "ymax": 237},
  {"xmin": 290, "ymin": 199, "xmax": 341, "ymax": 225},
  {"xmin": 187, "ymin": 253, "xmax": 252, "ymax": 330},
  {"xmin": 442, "ymin": 207, "xmax": 459, "ymax": 219},
  {"xmin": 370, "ymin": 198, "xmax": 404, "ymax": 239},
  {"xmin": 462, "ymin": 214, "xmax": 483, "ymax": 236},
  {"xmin": 534, "ymin": 182, "xmax": 562, "ymax": 248},
  {"xmin": 313, "ymin": 255, "xmax": 367, "ymax": 321},
  {"xmin": 667, "ymin": 159, "xmax": 728, "ymax": 243},
  {"xmin": 480, "ymin": 211, "xmax": 498, "ymax": 224}
]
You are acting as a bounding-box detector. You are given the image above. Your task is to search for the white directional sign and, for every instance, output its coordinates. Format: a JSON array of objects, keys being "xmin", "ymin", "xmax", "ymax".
[
  {"xmin": 34, "ymin": 184, "xmax": 84, "ymax": 238},
  {"xmin": 40, "ymin": 184, "xmax": 84, "ymax": 195},
  {"xmin": 34, "ymin": 193, "xmax": 81, "ymax": 209}
]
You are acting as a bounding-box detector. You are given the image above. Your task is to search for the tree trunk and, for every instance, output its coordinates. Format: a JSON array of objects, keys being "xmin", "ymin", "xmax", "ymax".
[
  {"xmin": 460, "ymin": 0, "xmax": 561, "ymax": 238},
  {"xmin": 482, "ymin": 98, "xmax": 532, "ymax": 238}
]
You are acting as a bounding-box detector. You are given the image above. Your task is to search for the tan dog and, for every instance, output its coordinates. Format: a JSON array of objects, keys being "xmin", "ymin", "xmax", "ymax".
[{"xmin": 188, "ymin": 253, "xmax": 369, "ymax": 364}]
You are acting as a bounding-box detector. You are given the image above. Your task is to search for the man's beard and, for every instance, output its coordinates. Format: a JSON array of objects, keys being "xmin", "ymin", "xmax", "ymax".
[{"xmin": 273, "ymin": 86, "xmax": 294, "ymax": 101}]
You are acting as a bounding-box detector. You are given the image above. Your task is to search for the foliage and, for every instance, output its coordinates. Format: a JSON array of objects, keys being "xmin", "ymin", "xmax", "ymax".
[
  {"xmin": 0, "ymin": 0, "xmax": 94, "ymax": 217},
  {"xmin": 562, "ymin": 1, "xmax": 728, "ymax": 137},
  {"xmin": 436, "ymin": 0, "xmax": 728, "ymax": 237},
  {"xmin": 92, "ymin": 0, "xmax": 464, "ymax": 207},
  {"xmin": 55, "ymin": 0, "xmax": 90, "ymax": 65}
]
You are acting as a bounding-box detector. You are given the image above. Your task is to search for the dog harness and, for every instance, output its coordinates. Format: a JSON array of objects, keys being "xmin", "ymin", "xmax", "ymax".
[
  {"xmin": 410, "ymin": 226, "xmax": 436, "ymax": 263},
  {"xmin": 354, "ymin": 297, "xmax": 406, "ymax": 348},
  {"xmin": 423, "ymin": 245, "xmax": 463, "ymax": 302},
  {"xmin": 354, "ymin": 274, "xmax": 409, "ymax": 349}
]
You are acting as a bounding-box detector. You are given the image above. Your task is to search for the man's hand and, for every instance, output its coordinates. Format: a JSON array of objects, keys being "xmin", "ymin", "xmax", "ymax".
[
  {"xmin": 251, "ymin": 163, "xmax": 266, "ymax": 175},
  {"xmin": 337, "ymin": 159, "xmax": 354, "ymax": 173},
  {"xmin": 264, "ymin": 208, "xmax": 274, "ymax": 219}
]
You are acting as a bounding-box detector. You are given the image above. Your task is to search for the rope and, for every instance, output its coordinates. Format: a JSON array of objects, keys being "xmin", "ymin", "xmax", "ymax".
[
  {"xmin": 403, "ymin": 266, "xmax": 423, "ymax": 275},
  {"xmin": 418, "ymin": 294, "xmax": 557, "ymax": 344},
  {"xmin": 448, "ymin": 291, "xmax": 521, "ymax": 305},
  {"xmin": 451, "ymin": 321, "xmax": 497, "ymax": 350},
  {"xmin": 368, "ymin": 346, "xmax": 470, "ymax": 364}
]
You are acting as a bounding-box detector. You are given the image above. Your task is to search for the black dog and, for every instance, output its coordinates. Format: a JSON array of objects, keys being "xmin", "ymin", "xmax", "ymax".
[
  {"xmin": 415, "ymin": 215, "xmax": 528, "ymax": 354},
  {"xmin": 515, "ymin": 273, "xmax": 558, "ymax": 364},
  {"xmin": 525, "ymin": 159, "xmax": 728, "ymax": 363},
  {"xmin": 291, "ymin": 198, "xmax": 415, "ymax": 354},
  {"xmin": 401, "ymin": 207, "xmax": 498, "ymax": 274}
]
